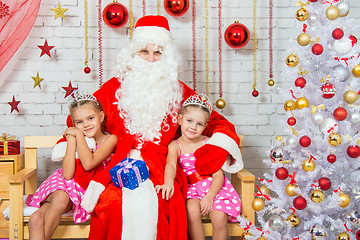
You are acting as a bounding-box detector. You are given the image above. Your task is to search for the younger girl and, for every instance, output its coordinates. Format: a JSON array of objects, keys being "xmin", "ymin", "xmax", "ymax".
[
  {"xmin": 27, "ymin": 91, "xmax": 118, "ymax": 240},
  {"xmin": 155, "ymin": 94, "xmax": 241, "ymax": 240}
]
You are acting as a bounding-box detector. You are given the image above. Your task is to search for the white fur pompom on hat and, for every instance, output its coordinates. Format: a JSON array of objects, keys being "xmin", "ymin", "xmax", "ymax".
[{"xmin": 51, "ymin": 137, "xmax": 96, "ymax": 161}]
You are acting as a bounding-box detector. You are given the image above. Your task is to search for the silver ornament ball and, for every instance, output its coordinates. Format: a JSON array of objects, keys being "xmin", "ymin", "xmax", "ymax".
[
  {"xmin": 269, "ymin": 215, "xmax": 285, "ymax": 232},
  {"xmin": 308, "ymin": 13, "xmax": 318, "ymax": 23},
  {"xmin": 350, "ymin": 112, "xmax": 360, "ymax": 124},
  {"xmin": 345, "ymin": 210, "xmax": 360, "ymax": 225},
  {"xmin": 310, "ymin": 224, "xmax": 327, "ymax": 240},
  {"xmin": 333, "ymin": 38, "xmax": 353, "ymax": 55},
  {"xmin": 286, "ymin": 136, "xmax": 298, "ymax": 149},
  {"xmin": 334, "ymin": 64, "xmax": 350, "ymax": 82},
  {"xmin": 336, "ymin": 2, "xmax": 350, "ymax": 17},
  {"xmin": 312, "ymin": 112, "xmax": 325, "ymax": 126}
]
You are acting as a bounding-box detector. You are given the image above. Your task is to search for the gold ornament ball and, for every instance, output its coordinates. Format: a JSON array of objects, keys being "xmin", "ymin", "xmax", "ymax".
[
  {"xmin": 326, "ymin": 5, "xmax": 340, "ymax": 20},
  {"xmin": 297, "ymin": 33, "xmax": 311, "ymax": 46},
  {"xmin": 302, "ymin": 159, "xmax": 315, "ymax": 172},
  {"xmin": 339, "ymin": 193, "xmax": 350, "ymax": 208},
  {"xmin": 284, "ymin": 100, "xmax": 296, "ymax": 112},
  {"xmin": 287, "ymin": 213, "xmax": 300, "ymax": 227},
  {"xmin": 336, "ymin": 232, "xmax": 350, "ymax": 240},
  {"xmin": 285, "ymin": 184, "xmax": 298, "ymax": 197},
  {"xmin": 260, "ymin": 185, "xmax": 271, "ymax": 195},
  {"xmin": 257, "ymin": 237, "xmax": 267, "ymax": 240},
  {"xmin": 252, "ymin": 198, "xmax": 265, "ymax": 211},
  {"xmin": 310, "ymin": 189, "xmax": 325, "ymax": 203},
  {"xmin": 295, "ymin": 97, "xmax": 309, "ymax": 109},
  {"xmin": 215, "ymin": 98, "xmax": 226, "ymax": 109},
  {"xmin": 268, "ymin": 78, "xmax": 275, "ymax": 86},
  {"xmin": 286, "ymin": 53, "xmax": 299, "ymax": 67},
  {"xmin": 343, "ymin": 90, "xmax": 358, "ymax": 104},
  {"xmin": 296, "ymin": 8, "xmax": 309, "ymax": 21},
  {"xmin": 352, "ymin": 64, "xmax": 360, "ymax": 78},
  {"xmin": 241, "ymin": 231, "xmax": 251, "ymax": 240},
  {"xmin": 328, "ymin": 132, "xmax": 342, "ymax": 146}
]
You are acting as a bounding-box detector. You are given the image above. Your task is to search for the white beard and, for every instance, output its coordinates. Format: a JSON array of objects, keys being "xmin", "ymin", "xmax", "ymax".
[{"xmin": 116, "ymin": 55, "xmax": 182, "ymax": 144}]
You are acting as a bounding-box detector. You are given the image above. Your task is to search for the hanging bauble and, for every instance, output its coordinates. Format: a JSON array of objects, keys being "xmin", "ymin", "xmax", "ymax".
[
  {"xmin": 296, "ymin": 8, "xmax": 309, "ymax": 21},
  {"xmin": 224, "ymin": 21, "xmax": 250, "ymax": 49},
  {"xmin": 352, "ymin": 64, "xmax": 360, "ymax": 78},
  {"xmin": 310, "ymin": 188, "xmax": 324, "ymax": 203},
  {"xmin": 297, "ymin": 33, "xmax": 311, "ymax": 46},
  {"xmin": 347, "ymin": 145, "xmax": 360, "ymax": 158},
  {"xmin": 336, "ymin": 232, "xmax": 350, "ymax": 240},
  {"xmin": 345, "ymin": 210, "xmax": 360, "ymax": 225},
  {"xmin": 275, "ymin": 167, "xmax": 288, "ymax": 180},
  {"xmin": 357, "ymin": 230, "xmax": 360, "ymax": 240},
  {"xmin": 268, "ymin": 215, "xmax": 285, "ymax": 231},
  {"xmin": 326, "ymin": 5, "xmax": 340, "ymax": 20},
  {"xmin": 332, "ymin": 28, "xmax": 344, "ymax": 40},
  {"xmin": 333, "ymin": 107, "xmax": 348, "ymax": 121},
  {"xmin": 284, "ymin": 100, "xmax": 296, "ymax": 111},
  {"xmin": 287, "ymin": 213, "xmax": 300, "ymax": 227},
  {"xmin": 270, "ymin": 146, "xmax": 288, "ymax": 163},
  {"xmin": 164, "ymin": 0, "xmax": 189, "ymax": 17},
  {"xmin": 328, "ymin": 132, "xmax": 341, "ymax": 146},
  {"xmin": 102, "ymin": 1, "xmax": 129, "ymax": 28},
  {"xmin": 349, "ymin": 35, "xmax": 357, "ymax": 46},
  {"xmin": 312, "ymin": 112, "xmax": 325, "ymax": 126},
  {"xmin": 321, "ymin": 82, "xmax": 336, "ymax": 99},
  {"xmin": 333, "ymin": 64, "xmax": 350, "ymax": 82},
  {"xmin": 257, "ymin": 236, "xmax": 267, "ymax": 240},
  {"xmin": 302, "ymin": 158, "xmax": 315, "ymax": 172},
  {"xmin": 84, "ymin": 66, "xmax": 91, "ymax": 74},
  {"xmin": 311, "ymin": 224, "xmax": 327, "ymax": 239},
  {"xmin": 320, "ymin": 118, "xmax": 338, "ymax": 135},
  {"xmin": 268, "ymin": 79, "xmax": 275, "ymax": 86},
  {"xmin": 293, "ymin": 195, "xmax": 307, "ymax": 210},
  {"xmin": 260, "ymin": 185, "xmax": 271, "ymax": 195},
  {"xmin": 339, "ymin": 192, "xmax": 350, "ymax": 208},
  {"xmin": 295, "ymin": 77, "xmax": 306, "ymax": 88},
  {"xmin": 287, "ymin": 117, "xmax": 296, "ymax": 126},
  {"xmin": 318, "ymin": 177, "xmax": 331, "ymax": 191},
  {"xmin": 327, "ymin": 153, "xmax": 337, "ymax": 163},
  {"xmin": 240, "ymin": 231, "xmax": 251, "ymax": 240},
  {"xmin": 308, "ymin": 12, "xmax": 317, "ymax": 23},
  {"xmin": 350, "ymin": 112, "xmax": 360, "ymax": 124},
  {"xmin": 252, "ymin": 89, "xmax": 259, "ymax": 97},
  {"xmin": 215, "ymin": 98, "xmax": 226, "ymax": 109},
  {"xmin": 312, "ymin": 43, "xmax": 324, "ymax": 55},
  {"xmin": 295, "ymin": 97, "xmax": 309, "ymax": 109},
  {"xmin": 334, "ymin": 37, "xmax": 352, "ymax": 55},
  {"xmin": 299, "ymin": 136, "xmax": 311, "ymax": 147},
  {"xmin": 286, "ymin": 53, "xmax": 299, "ymax": 67},
  {"xmin": 309, "ymin": 0, "xmax": 318, "ymax": 2},
  {"xmin": 344, "ymin": 90, "xmax": 358, "ymax": 104},
  {"xmin": 336, "ymin": 1, "xmax": 350, "ymax": 17},
  {"xmin": 252, "ymin": 198, "xmax": 265, "ymax": 211},
  {"xmin": 285, "ymin": 184, "xmax": 298, "ymax": 197},
  {"xmin": 286, "ymin": 136, "xmax": 298, "ymax": 149}
]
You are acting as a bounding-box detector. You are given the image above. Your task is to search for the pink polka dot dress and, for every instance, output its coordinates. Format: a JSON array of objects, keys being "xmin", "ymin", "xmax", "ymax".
[{"xmin": 176, "ymin": 141, "xmax": 241, "ymax": 222}]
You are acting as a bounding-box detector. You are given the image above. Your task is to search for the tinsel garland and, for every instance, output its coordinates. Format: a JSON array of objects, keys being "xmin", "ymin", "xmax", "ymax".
[
  {"xmin": 98, "ymin": 0, "xmax": 103, "ymax": 86},
  {"xmin": 129, "ymin": 0, "xmax": 134, "ymax": 39},
  {"xmin": 157, "ymin": 0, "xmax": 161, "ymax": 15},
  {"xmin": 205, "ymin": 0, "xmax": 209, "ymax": 96},
  {"xmin": 84, "ymin": 0, "xmax": 89, "ymax": 68},
  {"xmin": 192, "ymin": 0, "xmax": 197, "ymax": 91},
  {"xmin": 269, "ymin": 0, "xmax": 274, "ymax": 84},
  {"xmin": 218, "ymin": 0, "xmax": 223, "ymax": 98},
  {"xmin": 142, "ymin": 0, "xmax": 146, "ymax": 16},
  {"xmin": 252, "ymin": 0, "xmax": 258, "ymax": 92}
]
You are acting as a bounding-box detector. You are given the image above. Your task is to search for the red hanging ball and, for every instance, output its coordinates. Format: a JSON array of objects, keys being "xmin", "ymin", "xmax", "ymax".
[
  {"xmin": 224, "ymin": 22, "xmax": 250, "ymax": 49},
  {"xmin": 327, "ymin": 154, "xmax": 337, "ymax": 163},
  {"xmin": 295, "ymin": 77, "xmax": 306, "ymax": 88},
  {"xmin": 318, "ymin": 177, "xmax": 331, "ymax": 191},
  {"xmin": 164, "ymin": 0, "xmax": 189, "ymax": 17},
  {"xmin": 275, "ymin": 167, "xmax": 289, "ymax": 180},
  {"xmin": 299, "ymin": 136, "xmax": 311, "ymax": 147},
  {"xmin": 347, "ymin": 145, "xmax": 360, "ymax": 158},
  {"xmin": 321, "ymin": 82, "xmax": 336, "ymax": 99},
  {"xmin": 84, "ymin": 67, "xmax": 91, "ymax": 74},
  {"xmin": 252, "ymin": 90, "xmax": 259, "ymax": 97},
  {"xmin": 102, "ymin": 2, "xmax": 129, "ymax": 28},
  {"xmin": 309, "ymin": 0, "xmax": 318, "ymax": 2},
  {"xmin": 350, "ymin": 35, "xmax": 358, "ymax": 46},
  {"xmin": 356, "ymin": 230, "xmax": 360, "ymax": 240},
  {"xmin": 312, "ymin": 43, "xmax": 324, "ymax": 55},
  {"xmin": 333, "ymin": 107, "xmax": 348, "ymax": 121},
  {"xmin": 293, "ymin": 195, "xmax": 307, "ymax": 210},
  {"xmin": 287, "ymin": 117, "xmax": 296, "ymax": 126},
  {"xmin": 332, "ymin": 28, "xmax": 344, "ymax": 40}
]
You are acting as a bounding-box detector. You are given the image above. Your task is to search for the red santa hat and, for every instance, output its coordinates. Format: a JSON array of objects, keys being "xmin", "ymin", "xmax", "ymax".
[{"xmin": 132, "ymin": 15, "xmax": 172, "ymax": 43}]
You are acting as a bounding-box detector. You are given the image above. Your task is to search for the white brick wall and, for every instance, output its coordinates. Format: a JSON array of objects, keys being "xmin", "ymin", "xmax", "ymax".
[{"xmin": 1, "ymin": 0, "xmax": 359, "ymax": 183}]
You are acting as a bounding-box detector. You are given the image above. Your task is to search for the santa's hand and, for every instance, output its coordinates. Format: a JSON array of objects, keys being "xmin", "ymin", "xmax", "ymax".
[
  {"xmin": 194, "ymin": 145, "xmax": 228, "ymax": 175},
  {"xmin": 81, "ymin": 180, "xmax": 105, "ymax": 213}
]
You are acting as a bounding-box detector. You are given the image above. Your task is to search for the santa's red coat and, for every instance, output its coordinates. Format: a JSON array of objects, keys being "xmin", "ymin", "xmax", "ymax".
[{"xmin": 89, "ymin": 77, "xmax": 240, "ymax": 240}]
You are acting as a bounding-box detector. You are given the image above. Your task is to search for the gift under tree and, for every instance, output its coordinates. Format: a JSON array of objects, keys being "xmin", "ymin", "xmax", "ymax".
[{"xmin": 238, "ymin": 1, "xmax": 360, "ymax": 239}]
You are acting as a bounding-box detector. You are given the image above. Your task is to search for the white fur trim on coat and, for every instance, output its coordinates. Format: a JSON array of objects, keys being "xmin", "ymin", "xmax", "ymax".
[
  {"xmin": 206, "ymin": 132, "xmax": 244, "ymax": 173},
  {"xmin": 132, "ymin": 26, "xmax": 172, "ymax": 43},
  {"xmin": 51, "ymin": 137, "xmax": 96, "ymax": 161}
]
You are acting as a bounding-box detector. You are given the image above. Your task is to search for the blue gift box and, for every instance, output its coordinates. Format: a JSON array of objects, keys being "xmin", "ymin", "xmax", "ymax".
[{"xmin": 109, "ymin": 158, "xmax": 149, "ymax": 190}]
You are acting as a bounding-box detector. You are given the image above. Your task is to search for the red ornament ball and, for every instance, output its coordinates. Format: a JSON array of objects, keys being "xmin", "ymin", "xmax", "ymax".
[
  {"xmin": 327, "ymin": 154, "xmax": 337, "ymax": 163},
  {"xmin": 318, "ymin": 177, "xmax": 331, "ymax": 191},
  {"xmin": 350, "ymin": 35, "xmax": 358, "ymax": 46},
  {"xmin": 309, "ymin": 0, "xmax": 318, "ymax": 2},
  {"xmin": 164, "ymin": 0, "xmax": 189, "ymax": 17},
  {"xmin": 252, "ymin": 90, "xmax": 259, "ymax": 97},
  {"xmin": 287, "ymin": 117, "xmax": 296, "ymax": 126},
  {"xmin": 312, "ymin": 43, "xmax": 324, "ymax": 55},
  {"xmin": 293, "ymin": 195, "xmax": 307, "ymax": 210},
  {"xmin": 356, "ymin": 230, "xmax": 360, "ymax": 240},
  {"xmin": 275, "ymin": 167, "xmax": 289, "ymax": 180},
  {"xmin": 102, "ymin": 2, "xmax": 129, "ymax": 28},
  {"xmin": 224, "ymin": 22, "xmax": 250, "ymax": 49},
  {"xmin": 321, "ymin": 82, "xmax": 336, "ymax": 99},
  {"xmin": 332, "ymin": 28, "xmax": 344, "ymax": 40},
  {"xmin": 299, "ymin": 136, "xmax": 311, "ymax": 147},
  {"xmin": 84, "ymin": 67, "xmax": 91, "ymax": 74},
  {"xmin": 333, "ymin": 107, "xmax": 348, "ymax": 121},
  {"xmin": 347, "ymin": 145, "xmax": 360, "ymax": 158},
  {"xmin": 295, "ymin": 77, "xmax": 306, "ymax": 88}
]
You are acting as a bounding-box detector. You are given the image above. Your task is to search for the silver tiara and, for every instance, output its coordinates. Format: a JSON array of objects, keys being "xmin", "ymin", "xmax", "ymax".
[
  {"xmin": 183, "ymin": 94, "xmax": 212, "ymax": 113},
  {"xmin": 68, "ymin": 90, "xmax": 98, "ymax": 106}
]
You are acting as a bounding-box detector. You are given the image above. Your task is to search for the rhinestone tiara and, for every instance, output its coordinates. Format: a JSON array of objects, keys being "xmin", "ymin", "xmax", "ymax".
[
  {"xmin": 68, "ymin": 90, "xmax": 98, "ymax": 106},
  {"xmin": 182, "ymin": 94, "xmax": 212, "ymax": 113}
]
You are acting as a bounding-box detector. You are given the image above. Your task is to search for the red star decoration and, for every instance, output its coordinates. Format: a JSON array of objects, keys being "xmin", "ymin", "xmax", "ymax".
[
  {"xmin": 8, "ymin": 95, "xmax": 20, "ymax": 113},
  {"xmin": 37, "ymin": 39, "xmax": 55, "ymax": 57},
  {"xmin": 62, "ymin": 81, "xmax": 78, "ymax": 98}
]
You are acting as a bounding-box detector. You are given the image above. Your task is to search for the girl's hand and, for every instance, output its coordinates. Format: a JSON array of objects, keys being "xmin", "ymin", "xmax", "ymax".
[
  {"xmin": 64, "ymin": 127, "xmax": 83, "ymax": 138},
  {"xmin": 154, "ymin": 184, "xmax": 174, "ymax": 200},
  {"xmin": 200, "ymin": 195, "xmax": 214, "ymax": 216}
]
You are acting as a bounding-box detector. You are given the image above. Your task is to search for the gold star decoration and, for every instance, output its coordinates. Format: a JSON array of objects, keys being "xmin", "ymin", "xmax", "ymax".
[
  {"xmin": 32, "ymin": 72, "xmax": 44, "ymax": 89},
  {"xmin": 50, "ymin": 2, "xmax": 68, "ymax": 20}
]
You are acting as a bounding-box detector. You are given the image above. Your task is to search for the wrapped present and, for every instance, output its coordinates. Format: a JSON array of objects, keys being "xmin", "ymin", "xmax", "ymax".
[
  {"xmin": 109, "ymin": 158, "xmax": 149, "ymax": 190},
  {"xmin": 0, "ymin": 133, "xmax": 20, "ymax": 155}
]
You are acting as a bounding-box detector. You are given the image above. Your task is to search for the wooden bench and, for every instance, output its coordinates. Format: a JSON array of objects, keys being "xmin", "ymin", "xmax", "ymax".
[{"xmin": 8, "ymin": 135, "xmax": 255, "ymax": 240}]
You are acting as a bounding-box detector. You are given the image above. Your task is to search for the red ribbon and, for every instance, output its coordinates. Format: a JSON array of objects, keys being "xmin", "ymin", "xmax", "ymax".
[
  {"xmin": 258, "ymin": 177, "xmax": 272, "ymax": 183},
  {"xmin": 293, "ymin": 238, "xmax": 299, "ymax": 240},
  {"xmin": 344, "ymin": 223, "xmax": 354, "ymax": 232},
  {"xmin": 334, "ymin": 187, "xmax": 342, "ymax": 193},
  {"xmin": 327, "ymin": 123, "xmax": 338, "ymax": 133},
  {"xmin": 308, "ymin": 155, "xmax": 316, "ymax": 163},
  {"xmin": 254, "ymin": 185, "xmax": 271, "ymax": 201},
  {"xmin": 302, "ymin": 24, "xmax": 307, "ymax": 33},
  {"xmin": 289, "ymin": 172, "xmax": 297, "ymax": 184},
  {"xmin": 244, "ymin": 221, "xmax": 253, "ymax": 231},
  {"xmin": 289, "ymin": 207, "xmax": 296, "ymax": 213},
  {"xmin": 290, "ymin": 89, "xmax": 298, "ymax": 99}
]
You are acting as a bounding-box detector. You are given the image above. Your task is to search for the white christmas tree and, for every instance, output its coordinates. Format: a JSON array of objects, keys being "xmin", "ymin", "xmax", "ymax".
[{"xmin": 238, "ymin": 1, "xmax": 360, "ymax": 239}]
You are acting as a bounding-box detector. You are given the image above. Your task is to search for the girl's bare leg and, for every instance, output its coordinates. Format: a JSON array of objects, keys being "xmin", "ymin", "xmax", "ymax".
[
  {"xmin": 186, "ymin": 199, "xmax": 205, "ymax": 240},
  {"xmin": 29, "ymin": 202, "xmax": 50, "ymax": 240},
  {"xmin": 209, "ymin": 210, "xmax": 228, "ymax": 240}
]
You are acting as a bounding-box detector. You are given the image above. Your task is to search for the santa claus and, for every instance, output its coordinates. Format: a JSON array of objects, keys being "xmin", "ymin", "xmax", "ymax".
[{"xmin": 78, "ymin": 15, "xmax": 243, "ymax": 240}]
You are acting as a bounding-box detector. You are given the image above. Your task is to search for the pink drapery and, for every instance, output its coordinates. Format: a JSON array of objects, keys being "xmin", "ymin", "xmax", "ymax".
[{"xmin": 0, "ymin": 0, "xmax": 41, "ymax": 87}]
